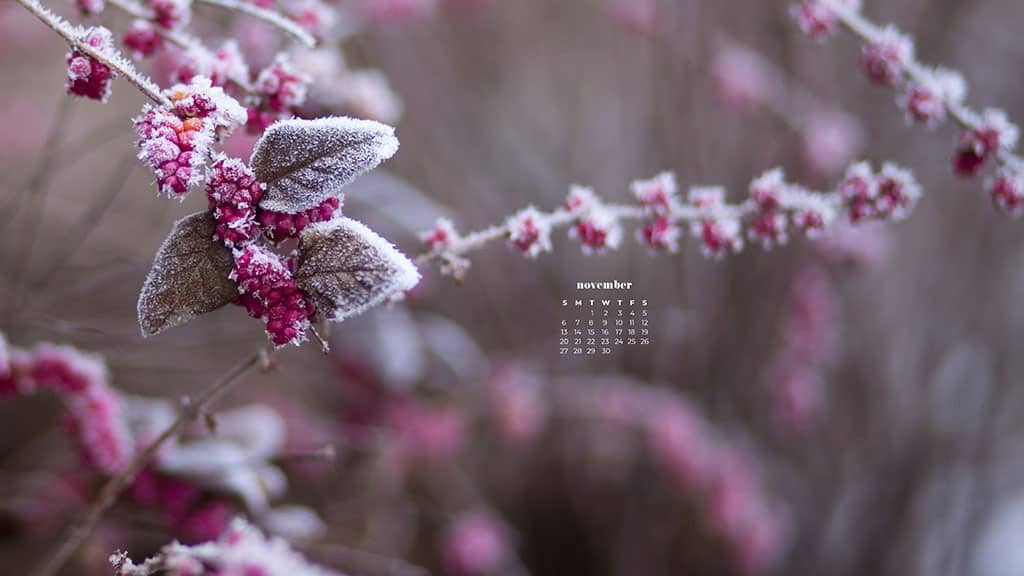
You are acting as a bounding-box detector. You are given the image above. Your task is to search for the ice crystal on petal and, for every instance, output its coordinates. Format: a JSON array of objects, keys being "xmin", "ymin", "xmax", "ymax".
[
  {"xmin": 294, "ymin": 217, "xmax": 421, "ymax": 322},
  {"xmin": 252, "ymin": 117, "xmax": 399, "ymax": 213},
  {"xmin": 138, "ymin": 212, "xmax": 238, "ymax": 336}
]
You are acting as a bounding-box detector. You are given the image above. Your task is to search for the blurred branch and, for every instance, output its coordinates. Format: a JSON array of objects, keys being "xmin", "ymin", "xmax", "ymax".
[{"xmin": 30, "ymin": 347, "xmax": 272, "ymax": 576}]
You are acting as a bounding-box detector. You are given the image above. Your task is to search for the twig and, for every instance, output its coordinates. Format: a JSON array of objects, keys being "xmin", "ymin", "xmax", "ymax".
[
  {"xmin": 195, "ymin": 0, "xmax": 316, "ymax": 48},
  {"xmin": 30, "ymin": 349, "xmax": 270, "ymax": 576},
  {"xmin": 412, "ymin": 202, "xmax": 753, "ymax": 266},
  {"xmin": 15, "ymin": 0, "xmax": 169, "ymax": 106},
  {"xmin": 818, "ymin": 0, "xmax": 1024, "ymax": 171}
]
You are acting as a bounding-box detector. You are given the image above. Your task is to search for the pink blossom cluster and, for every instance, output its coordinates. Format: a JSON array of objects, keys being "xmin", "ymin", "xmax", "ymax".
[
  {"xmin": 230, "ymin": 244, "xmax": 316, "ymax": 346},
  {"xmin": 763, "ymin": 266, "xmax": 838, "ymax": 432},
  {"xmin": 0, "ymin": 335, "xmax": 132, "ymax": 475},
  {"xmin": 206, "ymin": 156, "xmax": 264, "ymax": 245},
  {"xmin": 151, "ymin": 0, "xmax": 192, "ymax": 31},
  {"xmin": 792, "ymin": 0, "xmax": 1024, "ymax": 215},
  {"xmin": 640, "ymin": 393, "xmax": 785, "ymax": 574},
  {"xmin": 65, "ymin": 27, "xmax": 116, "ymax": 101},
  {"xmin": 122, "ymin": 20, "xmax": 162, "ymax": 58},
  {"xmin": 247, "ymin": 55, "xmax": 311, "ymax": 133},
  {"xmin": 170, "ymin": 42, "xmax": 250, "ymax": 87},
  {"xmin": 112, "ymin": 518, "xmax": 343, "ymax": 576},
  {"xmin": 129, "ymin": 467, "xmax": 234, "ymax": 543},
  {"xmin": 419, "ymin": 162, "xmax": 919, "ymax": 277},
  {"xmin": 135, "ymin": 77, "xmax": 247, "ymax": 198},
  {"xmin": 442, "ymin": 510, "xmax": 510, "ymax": 576}
]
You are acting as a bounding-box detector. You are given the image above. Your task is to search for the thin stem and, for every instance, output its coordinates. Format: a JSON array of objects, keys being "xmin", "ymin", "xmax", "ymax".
[
  {"xmin": 30, "ymin": 349, "xmax": 269, "ymax": 576},
  {"xmin": 15, "ymin": 0, "xmax": 169, "ymax": 106},
  {"xmin": 413, "ymin": 201, "xmax": 758, "ymax": 266},
  {"xmin": 195, "ymin": 0, "xmax": 317, "ymax": 48},
  {"xmin": 105, "ymin": 0, "xmax": 194, "ymax": 51},
  {"xmin": 818, "ymin": 0, "xmax": 1024, "ymax": 171}
]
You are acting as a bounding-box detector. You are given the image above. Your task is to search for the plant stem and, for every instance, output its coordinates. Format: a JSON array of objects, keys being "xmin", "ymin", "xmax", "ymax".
[
  {"xmin": 819, "ymin": 0, "xmax": 1024, "ymax": 171},
  {"xmin": 195, "ymin": 0, "xmax": 316, "ymax": 47},
  {"xmin": 15, "ymin": 0, "xmax": 169, "ymax": 106},
  {"xmin": 30, "ymin": 349, "xmax": 269, "ymax": 576}
]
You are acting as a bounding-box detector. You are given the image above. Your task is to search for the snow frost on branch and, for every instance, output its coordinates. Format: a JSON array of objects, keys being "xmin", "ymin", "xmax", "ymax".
[
  {"xmin": 792, "ymin": 0, "xmax": 1024, "ymax": 215},
  {"xmin": 416, "ymin": 162, "xmax": 922, "ymax": 281}
]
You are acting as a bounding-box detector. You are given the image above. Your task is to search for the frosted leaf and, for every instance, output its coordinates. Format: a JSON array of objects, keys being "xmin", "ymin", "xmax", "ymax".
[
  {"xmin": 294, "ymin": 217, "xmax": 420, "ymax": 322},
  {"xmin": 138, "ymin": 211, "xmax": 238, "ymax": 336},
  {"xmin": 251, "ymin": 117, "xmax": 399, "ymax": 213}
]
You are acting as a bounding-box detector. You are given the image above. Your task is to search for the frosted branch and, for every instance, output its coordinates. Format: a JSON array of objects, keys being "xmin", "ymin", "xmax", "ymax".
[
  {"xmin": 15, "ymin": 0, "xmax": 169, "ymax": 105},
  {"xmin": 196, "ymin": 0, "xmax": 317, "ymax": 47}
]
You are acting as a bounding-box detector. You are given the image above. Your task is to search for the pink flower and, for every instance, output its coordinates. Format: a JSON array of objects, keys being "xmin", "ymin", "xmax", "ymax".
[
  {"xmin": 421, "ymin": 218, "xmax": 460, "ymax": 251},
  {"xmin": 639, "ymin": 217, "xmax": 680, "ymax": 252},
  {"xmin": 631, "ymin": 172, "xmax": 679, "ymax": 216},
  {"xmin": 389, "ymin": 399, "xmax": 465, "ymax": 462},
  {"xmin": 28, "ymin": 343, "xmax": 107, "ymax": 395},
  {"xmin": 255, "ymin": 54, "xmax": 310, "ymax": 112},
  {"xmin": 151, "ymin": 0, "xmax": 191, "ymax": 30},
  {"xmin": 566, "ymin": 186, "xmax": 622, "ymax": 254},
  {"xmin": 206, "ymin": 156, "xmax": 264, "ymax": 246},
  {"xmin": 712, "ymin": 45, "xmax": 779, "ymax": 109},
  {"xmin": 442, "ymin": 511, "xmax": 509, "ymax": 576},
  {"xmin": 177, "ymin": 500, "xmax": 233, "ymax": 543},
  {"xmin": 62, "ymin": 385, "xmax": 133, "ymax": 474},
  {"xmin": 506, "ymin": 207, "xmax": 552, "ymax": 258},
  {"xmin": 837, "ymin": 162, "xmax": 878, "ymax": 222},
  {"xmin": 873, "ymin": 163, "xmax": 922, "ymax": 220},
  {"xmin": 122, "ymin": 20, "xmax": 162, "ymax": 58},
  {"xmin": 230, "ymin": 245, "xmax": 316, "ymax": 346},
  {"xmin": 859, "ymin": 27, "xmax": 912, "ymax": 86},
  {"xmin": 899, "ymin": 68, "xmax": 965, "ymax": 127},
  {"xmin": 989, "ymin": 169, "xmax": 1024, "ymax": 217},
  {"xmin": 954, "ymin": 109, "xmax": 1019, "ymax": 177},
  {"xmin": 257, "ymin": 197, "xmax": 342, "ymax": 242},
  {"xmin": 65, "ymin": 28, "xmax": 116, "ymax": 102}
]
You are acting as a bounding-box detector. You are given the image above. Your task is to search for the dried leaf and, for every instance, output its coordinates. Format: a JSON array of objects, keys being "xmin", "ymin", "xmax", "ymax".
[
  {"xmin": 138, "ymin": 211, "xmax": 238, "ymax": 336},
  {"xmin": 294, "ymin": 218, "xmax": 420, "ymax": 322},
  {"xmin": 251, "ymin": 117, "xmax": 399, "ymax": 213}
]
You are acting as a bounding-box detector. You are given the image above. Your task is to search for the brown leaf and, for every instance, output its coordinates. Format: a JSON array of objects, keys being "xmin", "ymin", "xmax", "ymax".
[
  {"xmin": 251, "ymin": 117, "xmax": 399, "ymax": 213},
  {"xmin": 137, "ymin": 211, "xmax": 238, "ymax": 337},
  {"xmin": 294, "ymin": 218, "xmax": 420, "ymax": 322}
]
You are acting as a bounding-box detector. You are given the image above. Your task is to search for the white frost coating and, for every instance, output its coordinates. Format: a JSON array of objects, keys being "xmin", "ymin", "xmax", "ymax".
[
  {"xmin": 251, "ymin": 116, "xmax": 400, "ymax": 213},
  {"xmin": 261, "ymin": 505, "xmax": 327, "ymax": 541},
  {"xmin": 296, "ymin": 217, "xmax": 420, "ymax": 323},
  {"xmin": 114, "ymin": 518, "xmax": 342, "ymax": 576}
]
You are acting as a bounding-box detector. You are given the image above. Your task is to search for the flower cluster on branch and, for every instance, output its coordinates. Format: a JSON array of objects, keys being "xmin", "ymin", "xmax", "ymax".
[
  {"xmin": 417, "ymin": 162, "xmax": 921, "ymax": 279},
  {"xmin": 792, "ymin": 0, "xmax": 1024, "ymax": 215}
]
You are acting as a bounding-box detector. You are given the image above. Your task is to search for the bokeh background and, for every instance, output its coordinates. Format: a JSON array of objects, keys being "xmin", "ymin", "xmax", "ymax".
[{"xmin": 3, "ymin": 0, "xmax": 1024, "ymax": 574}]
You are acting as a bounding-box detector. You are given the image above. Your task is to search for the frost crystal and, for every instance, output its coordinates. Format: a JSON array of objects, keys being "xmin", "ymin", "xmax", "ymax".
[
  {"xmin": 251, "ymin": 117, "xmax": 400, "ymax": 212},
  {"xmin": 294, "ymin": 217, "xmax": 420, "ymax": 322},
  {"xmin": 113, "ymin": 518, "xmax": 342, "ymax": 576},
  {"xmin": 65, "ymin": 27, "xmax": 116, "ymax": 102},
  {"xmin": 506, "ymin": 206, "xmax": 552, "ymax": 258}
]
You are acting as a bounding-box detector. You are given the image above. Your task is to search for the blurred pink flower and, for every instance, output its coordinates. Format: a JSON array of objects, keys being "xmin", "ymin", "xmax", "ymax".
[
  {"xmin": 442, "ymin": 510, "xmax": 509, "ymax": 576},
  {"xmin": 801, "ymin": 110, "xmax": 864, "ymax": 176}
]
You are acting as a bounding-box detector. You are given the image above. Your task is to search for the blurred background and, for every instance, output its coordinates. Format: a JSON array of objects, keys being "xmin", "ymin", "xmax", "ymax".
[{"xmin": 3, "ymin": 0, "xmax": 1024, "ymax": 574}]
